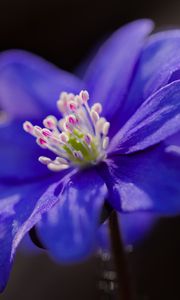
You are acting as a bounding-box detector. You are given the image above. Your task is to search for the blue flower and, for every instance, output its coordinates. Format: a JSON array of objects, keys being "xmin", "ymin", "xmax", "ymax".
[{"xmin": 0, "ymin": 19, "xmax": 180, "ymax": 291}]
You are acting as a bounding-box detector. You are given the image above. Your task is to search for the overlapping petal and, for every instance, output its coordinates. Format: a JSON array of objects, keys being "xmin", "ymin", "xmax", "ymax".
[
  {"xmin": 98, "ymin": 211, "xmax": 156, "ymax": 251},
  {"xmin": 84, "ymin": 19, "xmax": 153, "ymax": 132},
  {"xmin": 36, "ymin": 168, "xmax": 107, "ymax": 262},
  {"xmin": 0, "ymin": 120, "xmax": 54, "ymax": 181},
  {"xmin": 0, "ymin": 170, "xmax": 69, "ymax": 292},
  {"xmin": 98, "ymin": 144, "xmax": 180, "ymax": 213},
  {"xmin": 165, "ymin": 131, "xmax": 180, "ymax": 147},
  {"xmin": 120, "ymin": 212, "xmax": 156, "ymax": 245},
  {"xmin": 0, "ymin": 50, "xmax": 84, "ymax": 119},
  {"xmin": 119, "ymin": 30, "xmax": 180, "ymax": 126},
  {"xmin": 109, "ymin": 81, "xmax": 180, "ymax": 154}
]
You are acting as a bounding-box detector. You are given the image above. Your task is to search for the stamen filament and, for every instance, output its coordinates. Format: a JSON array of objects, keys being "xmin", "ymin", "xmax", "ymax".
[{"xmin": 23, "ymin": 90, "xmax": 110, "ymax": 171}]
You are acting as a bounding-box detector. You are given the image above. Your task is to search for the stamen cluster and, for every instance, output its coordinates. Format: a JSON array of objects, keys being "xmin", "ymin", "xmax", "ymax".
[{"xmin": 23, "ymin": 90, "xmax": 110, "ymax": 171}]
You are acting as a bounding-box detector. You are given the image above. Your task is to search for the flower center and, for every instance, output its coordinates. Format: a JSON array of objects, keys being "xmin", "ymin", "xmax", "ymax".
[{"xmin": 23, "ymin": 90, "xmax": 110, "ymax": 172}]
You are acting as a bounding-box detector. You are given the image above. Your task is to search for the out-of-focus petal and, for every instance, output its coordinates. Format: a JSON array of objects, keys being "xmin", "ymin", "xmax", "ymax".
[
  {"xmin": 37, "ymin": 168, "xmax": 107, "ymax": 262},
  {"xmin": 0, "ymin": 50, "xmax": 84, "ymax": 120},
  {"xmin": 120, "ymin": 212, "xmax": 156, "ymax": 245},
  {"xmin": 119, "ymin": 30, "xmax": 180, "ymax": 127},
  {"xmin": 84, "ymin": 19, "xmax": 153, "ymax": 133},
  {"xmin": 0, "ymin": 169, "xmax": 70, "ymax": 292},
  {"xmin": 109, "ymin": 81, "xmax": 180, "ymax": 154},
  {"xmin": 98, "ymin": 144, "xmax": 180, "ymax": 213},
  {"xmin": 98, "ymin": 212, "xmax": 156, "ymax": 249},
  {"xmin": 19, "ymin": 233, "xmax": 42, "ymax": 254},
  {"xmin": 165, "ymin": 131, "xmax": 180, "ymax": 147},
  {"xmin": 0, "ymin": 120, "xmax": 54, "ymax": 181}
]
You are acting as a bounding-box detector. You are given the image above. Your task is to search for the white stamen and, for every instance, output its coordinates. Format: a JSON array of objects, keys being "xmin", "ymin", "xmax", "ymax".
[
  {"xmin": 92, "ymin": 103, "xmax": 102, "ymax": 114},
  {"xmin": 41, "ymin": 128, "xmax": 52, "ymax": 137},
  {"xmin": 102, "ymin": 137, "xmax": 109, "ymax": 150},
  {"xmin": 23, "ymin": 90, "xmax": 110, "ymax": 172},
  {"xmin": 57, "ymin": 99, "xmax": 66, "ymax": 113},
  {"xmin": 36, "ymin": 137, "xmax": 47, "ymax": 149},
  {"xmin": 60, "ymin": 91, "xmax": 68, "ymax": 100},
  {"xmin": 58, "ymin": 119, "xmax": 65, "ymax": 131},
  {"xmin": 68, "ymin": 101, "xmax": 77, "ymax": 111},
  {"xmin": 84, "ymin": 134, "xmax": 92, "ymax": 145},
  {"xmin": 67, "ymin": 114, "xmax": 77, "ymax": 126},
  {"xmin": 48, "ymin": 135, "xmax": 61, "ymax": 145},
  {"xmin": 59, "ymin": 132, "xmax": 69, "ymax": 144},
  {"xmin": 43, "ymin": 116, "xmax": 57, "ymax": 130},
  {"xmin": 102, "ymin": 122, "xmax": 110, "ymax": 136},
  {"xmin": 74, "ymin": 95, "xmax": 82, "ymax": 105},
  {"xmin": 55, "ymin": 157, "xmax": 69, "ymax": 164},
  {"xmin": 91, "ymin": 110, "xmax": 99, "ymax": 124},
  {"xmin": 38, "ymin": 156, "xmax": 52, "ymax": 165},
  {"xmin": 33, "ymin": 126, "xmax": 42, "ymax": 137},
  {"xmin": 67, "ymin": 93, "xmax": 75, "ymax": 101},
  {"xmin": 96, "ymin": 118, "xmax": 106, "ymax": 133},
  {"xmin": 64, "ymin": 121, "xmax": 73, "ymax": 132},
  {"xmin": 23, "ymin": 121, "xmax": 34, "ymax": 134},
  {"xmin": 80, "ymin": 90, "xmax": 89, "ymax": 103},
  {"xmin": 73, "ymin": 150, "xmax": 83, "ymax": 160},
  {"xmin": 47, "ymin": 163, "xmax": 69, "ymax": 172}
]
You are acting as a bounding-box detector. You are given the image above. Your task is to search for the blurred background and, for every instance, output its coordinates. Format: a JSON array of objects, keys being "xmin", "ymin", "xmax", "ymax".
[{"xmin": 1, "ymin": 0, "xmax": 180, "ymax": 299}]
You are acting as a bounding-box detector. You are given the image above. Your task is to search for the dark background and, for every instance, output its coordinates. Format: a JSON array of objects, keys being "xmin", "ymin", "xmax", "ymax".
[{"xmin": 1, "ymin": 0, "xmax": 180, "ymax": 299}]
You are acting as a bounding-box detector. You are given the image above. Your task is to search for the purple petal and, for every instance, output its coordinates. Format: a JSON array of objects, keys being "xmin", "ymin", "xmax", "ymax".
[
  {"xmin": 0, "ymin": 120, "xmax": 54, "ymax": 181},
  {"xmin": 109, "ymin": 81, "xmax": 180, "ymax": 154},
  {"xmin": 0, "ymin": 167, "xmax": 71, "ymax": 292},
  {"xmin": 98, "ymin": 212, "xmax": 156, "ymax": 249},
  {"xmin": 120, "ymin": 212, "xmax": 156, "ymax": 245},
  {"xmin": 119, "ymin": 30, "xmax": 180, "ymax": 127},
  {"xmin": 19, "ymin": 234, "xmax": 42, "ymax": 254},
  {"xmin": 36, "ymin": 168, "xmax": 107, "ymax": 262},
  {"xmin": 0, "ymin": 50, "xmax": 84, "ymax": 120},
  {"xmin": 0, "ymin": 176, "xmax": 55, "ymax": 291},
  {"xmin": 84, "ymin": 19, "xmax": 153, "ymax": 133},
  {"xmin": 165, "ymin": 131, "xmax": 180, "ymax": 147},
  {"xmin": 98, "ymin": 144, "xmax": 180, "ymax": 213}
]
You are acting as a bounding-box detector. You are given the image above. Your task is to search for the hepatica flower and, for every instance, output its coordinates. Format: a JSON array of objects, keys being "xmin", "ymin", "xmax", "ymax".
[{"xmin": 0, "ymin": 19, "xmax": 180, "ymax": 291}]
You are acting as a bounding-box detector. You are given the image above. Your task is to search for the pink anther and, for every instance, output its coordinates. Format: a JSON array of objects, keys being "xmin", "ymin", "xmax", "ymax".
[
  {"xmin": 42, "ymin": 128, "xmax": 52, "ymax": 137},
  {"xmin": 39, "ymin": 138, "xmax": 47, "ymax": 145},
  {"xmin": 68, "ymin": 115, "xmax": 77, "ymax": 125},
  {"xmin": 79, "ymin": 90, "xmax": 89, "ymax": 103},
  {"xmin": 84, "ymin": 134, "xmax": 92, "ymax": 145},
  {"xmin": 43, "ymin": 116, "xmax": 57, "ymax": 130},
  {"xmin": 68, "ymin": 101, "xmax": 77, "ymax": 111},
  {"xmin": 23, "ymin": 121, "xmax": 34, "ymax": 134}
]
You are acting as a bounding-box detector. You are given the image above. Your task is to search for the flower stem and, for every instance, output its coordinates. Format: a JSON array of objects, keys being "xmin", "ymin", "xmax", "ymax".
[{"xmin": 109, "ymin": 210, "xmax": 135, "ymax": 300}]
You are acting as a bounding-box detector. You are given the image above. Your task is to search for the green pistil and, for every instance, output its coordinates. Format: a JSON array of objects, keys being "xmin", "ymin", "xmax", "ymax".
[
  {"xmin": 73, "ymin": 128, "xmax": 84, "ymax": 138},
  {"xmin": 63, "ymin": 130, "xmax": 99, "ymax": 166}
]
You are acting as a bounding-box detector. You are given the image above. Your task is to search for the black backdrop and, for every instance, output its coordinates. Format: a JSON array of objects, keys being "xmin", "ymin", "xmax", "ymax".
[
  {"xmin": 0, "ymin": 0, "xmax": 179, "ymax": 70},
  {"xmin": 1, "ymin": 0, "xmax": 180, "ymax": 299}
]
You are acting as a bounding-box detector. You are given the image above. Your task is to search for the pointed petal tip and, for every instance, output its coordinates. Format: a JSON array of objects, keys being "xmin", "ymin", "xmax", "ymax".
[{"xmin": 129, "ymin": 18, "xmax": 154, "ymax": 31}]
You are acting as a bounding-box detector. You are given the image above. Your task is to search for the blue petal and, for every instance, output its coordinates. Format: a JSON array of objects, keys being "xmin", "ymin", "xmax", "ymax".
[
  {"xmin": 0, "ymin": 168, "xmax": 70, "ymax": 291},
  {"xmin": 109, "ymin": 80, "xmax": 180, "ymax": 154},
  {"xmin": 98, "ymin": 212, "xmax": 156, "ymax": 249},
  {"xmin": 37, "ymin": 168, "xmax": 107, "ymax": 262},
  {"xmin": 0, "ymin": 50, "xmax": 84, "ymax": 120},
  {"xmin": 165, "ymin": 131, "xmax": 180, "ymax": 147},
  {"xmin": 120, "ymin": 212, "xmax": 156, "ymax": 245},
  {"xmin": 84, "ymin": 19, "xmax": 153, "ymax": 133},
  {"xmin": 98, "ymin": 144, "xmax": 180, "ymax": 213},
  {"xmin": 0, "ymin": 120, "xmax": 54, "ymax": 181},
  {"xmin": 119, "ymin": 30, "xmax": 180, "ymax": 127},
  {"xmin": 19, "ymin": 234, "xmax": 42, "ymax": 254}
]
